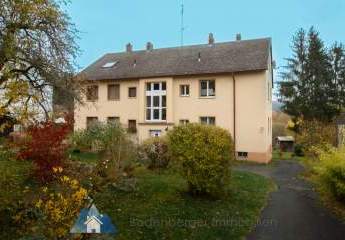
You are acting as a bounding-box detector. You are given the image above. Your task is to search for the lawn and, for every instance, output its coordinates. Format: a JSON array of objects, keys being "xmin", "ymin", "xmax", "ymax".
[
  {"xmin": 93, "ymin": 167, "xmax": 275, "ymax": 240},
  {"xmin": 0, "ymin": 151, "xmax": 274, "ymax": 239}
]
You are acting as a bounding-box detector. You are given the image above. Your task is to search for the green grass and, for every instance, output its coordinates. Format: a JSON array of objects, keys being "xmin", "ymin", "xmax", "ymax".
[
  {"xmin": 0, "ymin": 154, "xmax": 34, "ymax": 205},
  {"xmin": 93, "ymin": 167, "xmax": 275, "ymax": 240}
]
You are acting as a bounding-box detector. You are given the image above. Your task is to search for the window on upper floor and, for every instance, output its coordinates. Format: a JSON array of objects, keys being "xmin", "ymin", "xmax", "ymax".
[
  {"xmin": 200, "ymin": 80, "xmax": 215, "ymax": 97},
  {"xmin": 146, "ymin": 82, "xmax": 166, "ymax": 121},
  {"xmin": 86, "ymin": 85, "xmax": 98, "ymax": 101},
  {"xmin": 102, "ymin": 61, "xmax": 118, "ymax": 68},
  {"xmin": 180, "ymin": 85, "xmax": 190, "ymax": 97},
  {"xmin": 128, "ymin": 87, "xmax": 137, "ymax": 98},
  {"xmin": 200, "ymin": 116, "xmax": 215, "ymax": 125},
  {"xmin": 108, "ymin": 84, "xmax": 120, "ymax": 100}
]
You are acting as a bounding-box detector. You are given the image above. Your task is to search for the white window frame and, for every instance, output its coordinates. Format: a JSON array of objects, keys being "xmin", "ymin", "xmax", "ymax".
[
  {"xmin": 180, "ymin": 84, "xmax": 190, "ymax": 97},
  {"xmin": 200, "ymin": 116, "xmax": 215, "ymax": 125},
  {"xmin": 200, "ymin": 80, "xmax": 215, "ymax": 97},
  {"xmin": 146, "ymin": 82, "xmax": 167, "ymax": 122}
]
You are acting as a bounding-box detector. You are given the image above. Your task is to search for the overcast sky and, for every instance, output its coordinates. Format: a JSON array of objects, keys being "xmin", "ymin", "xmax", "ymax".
[{"xmin": 66, "ymin": 0, "xmax": 345, "ymax": 94}]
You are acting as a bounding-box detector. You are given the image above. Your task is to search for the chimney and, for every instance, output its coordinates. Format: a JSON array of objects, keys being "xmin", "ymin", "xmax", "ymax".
[
  {"xmin": 208, "ymin": 33, "xmax": 215, "ymax": 45},
  {"xmin": 126, "ymin": 43, "xmax": 133, "ymax": 52},
  {"xmin": 146, "ymin": 42, "xmax": 153, "ymax": 51},
  {"xmin": 236, "ymin": 33, "xmax": 242, "ymax": 41}
]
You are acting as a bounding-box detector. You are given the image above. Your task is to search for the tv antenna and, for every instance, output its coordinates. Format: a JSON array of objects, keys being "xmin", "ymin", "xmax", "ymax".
[{"xmin": 180, "ymin": 0, "xmax": 185, "ymax": 47}]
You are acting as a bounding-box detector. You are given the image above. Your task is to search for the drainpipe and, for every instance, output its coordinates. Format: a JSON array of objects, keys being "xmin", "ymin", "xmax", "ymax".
[{"xmin": 232, "ymin": 73, "xmax": 236, "ymax": 158}]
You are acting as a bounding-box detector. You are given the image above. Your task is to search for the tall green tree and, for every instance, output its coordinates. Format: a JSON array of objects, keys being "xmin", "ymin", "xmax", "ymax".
[
  {"xmin": 279, "ymin": 27, "xmax": 344, "ymax": 126},
  {"xmin": 329, "ymin": 42, "xmax": 345, "ymax": 109},
  {"xmin": 0, "ymin": 0, "xmax": 79, "ymax": 122}
]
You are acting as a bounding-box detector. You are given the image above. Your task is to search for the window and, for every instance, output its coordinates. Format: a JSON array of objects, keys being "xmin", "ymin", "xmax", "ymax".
[
  {"xmin": 107, "ymin": 117, "xmax": 119, "ymax": 124},
  {"xmin": 86, "ymin": 85, "xmax": 98, "ymax": 101},
  {"xmin": 108, "ymin": 84, "xmax": 120, "ymax": 100},
  {"xmin": 128, "ymin": 120, "xmax": 137, "ymax": 133},
  {"xmin": 149, "ymin": 130, "xmax": 162, "ymax": 137},
  {"xmin": 179, "ymin": 119, "xmax": 190, "ymax": 125},
  {"xmin": 128, "ymin": 87, "xmax": 137, "ymax": 98},
  {"xmin": 180, "ymin": 85, "xmax": 190, "ymax": 96},
  {"xmin": 146, "ymin": 82, "xmax": 166, "ymax": 121},
  {"xmin": 86, "ymin": 117, "xmax": 98, "ymax": 129},
  {"xmin": 200, "ymin": 80, "xmax": 215, "ymax": 97},
  {"xmin": 102, "ymin": 61, "xmax": 118, "ymax": 68},
  {"xmin": 237, "ymin": 152, "xmax": 248, "ymax": 158},
  {"xmin": 91, "ymin": 229, "xmax": 96, "ymax": 233},
  {"xmin": 200, "ymin": 116, "xmax": 215, "ymax": 125}
]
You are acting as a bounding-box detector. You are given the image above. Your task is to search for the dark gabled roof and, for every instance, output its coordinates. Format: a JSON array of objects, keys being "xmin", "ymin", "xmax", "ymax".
[{"xmin": 80, "ymin": 38, "xmax": 271, "ymax": 81}]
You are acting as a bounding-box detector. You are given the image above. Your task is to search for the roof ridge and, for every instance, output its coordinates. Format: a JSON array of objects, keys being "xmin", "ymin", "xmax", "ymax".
[{"xmin": 105, "ymin": 37, "xmax": 271, "ymax": 55}]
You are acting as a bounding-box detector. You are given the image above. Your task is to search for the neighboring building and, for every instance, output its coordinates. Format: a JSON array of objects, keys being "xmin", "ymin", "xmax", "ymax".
[
  {"xmin": 75, "ymin": 34, "xmax": 273, "ymax": 163},
  {"xmin": 70, "ymin": 204, "xmax": 116, "ymax": 234},
  {"xmin": 275, "ymin": 136, "xmax": 295, "ymax": 152}
]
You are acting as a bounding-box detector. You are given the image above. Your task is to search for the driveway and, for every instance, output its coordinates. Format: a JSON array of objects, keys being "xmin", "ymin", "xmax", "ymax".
[{"xmin": 236, "ymin": 160, "xmax": 345, "ymax": 240}]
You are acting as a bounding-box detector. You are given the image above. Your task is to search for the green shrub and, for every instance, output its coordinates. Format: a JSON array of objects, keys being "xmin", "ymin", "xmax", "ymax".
[
  {"xmin": 298, "ymin": 119, "xmax": 337, "ymax": 155},
  {"xmin": 70, "ymin": 123, "xmax": 138, "ymax": 186},
  {"xmin": 314, "ymin": 147, "xmax": 345, "ymax": 201},
  {"xmin": 168, "ymin": 124, "xmax": 234, "ymax": 197},
  {"xmin": 294, "ymin": 144, "xmax": 304, "ymax": 157},
  {"xmin": 139, "ymin": 137, "xmax": 170, "ymax": 170}
]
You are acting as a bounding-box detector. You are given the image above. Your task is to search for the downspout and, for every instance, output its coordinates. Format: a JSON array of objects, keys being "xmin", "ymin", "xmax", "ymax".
[{"xmin": 232, "ymin": 73, "xmax": 236, "ymax": 158}]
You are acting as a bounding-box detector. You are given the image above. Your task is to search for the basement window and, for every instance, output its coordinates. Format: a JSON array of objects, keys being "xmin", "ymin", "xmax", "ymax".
[
  {"xmin": 102, "ymin": 61, "xmax": 118, "ymax": 68},
  {"xmin": 237, "ymin": 152, "xmax": 248, "ymax": 158},
  {"xmin": 179, "ymin": 119, "xmax": 190, "ymax": 125},
  {"xmin": 149, "ymin": 130, "xmax": 162, "ymax": 137}
]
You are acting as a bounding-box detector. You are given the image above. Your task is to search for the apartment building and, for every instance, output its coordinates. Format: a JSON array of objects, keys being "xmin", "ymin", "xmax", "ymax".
[{"xmin": 75, "ymin": 34, "xmax": 273, "ymax": 163}]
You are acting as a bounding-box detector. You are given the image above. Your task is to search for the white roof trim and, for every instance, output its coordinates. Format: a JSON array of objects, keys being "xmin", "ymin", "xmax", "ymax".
[{"xmin": 84, "ymin": 215, "xmax": 103, "ymax": 225}]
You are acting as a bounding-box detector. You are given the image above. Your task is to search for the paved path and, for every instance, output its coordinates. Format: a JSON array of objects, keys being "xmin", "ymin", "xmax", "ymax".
[{"xmin": 236, "ymin": 160, "xmax": 345, "ymax": 240}]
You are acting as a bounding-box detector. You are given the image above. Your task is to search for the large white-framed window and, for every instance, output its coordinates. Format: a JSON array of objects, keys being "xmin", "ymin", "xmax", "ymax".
[
  {"xmin": 200, "ymin": 80, "xmax": 215, "ymax": 97},
  {"xmin": 146, "ymin": 82, "xmax": 167, "ymax": 121}
]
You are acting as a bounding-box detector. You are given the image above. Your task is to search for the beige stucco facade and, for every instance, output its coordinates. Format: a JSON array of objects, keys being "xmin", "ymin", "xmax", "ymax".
[{"xmin": 75, "ymin": 70, "xmax": 272, "ymax": 163}]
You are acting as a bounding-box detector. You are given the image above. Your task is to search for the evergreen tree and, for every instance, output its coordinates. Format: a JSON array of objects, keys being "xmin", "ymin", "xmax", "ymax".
[
  {"xmin": 329, "ymin": 43, "xmax": 345, "ymax": 109},
  {"xmin": 279, "ymin": 27, "xmax": 344, "ymax": 126}
]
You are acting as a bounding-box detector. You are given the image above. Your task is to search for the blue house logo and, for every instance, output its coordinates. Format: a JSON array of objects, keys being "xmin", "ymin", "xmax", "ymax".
[{"xmin": 70, "ymin": 203, "xmax": 117, "ymax": 234}]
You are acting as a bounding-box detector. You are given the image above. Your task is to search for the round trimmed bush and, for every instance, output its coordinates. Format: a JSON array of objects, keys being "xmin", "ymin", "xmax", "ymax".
[{"xmin": 168, "ymin": 123, "xmax": 234, "ymax": 197}]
